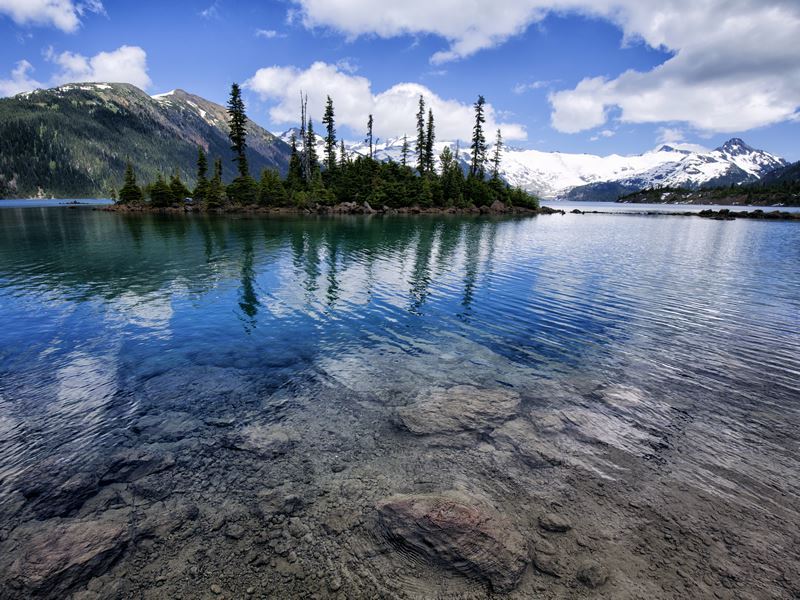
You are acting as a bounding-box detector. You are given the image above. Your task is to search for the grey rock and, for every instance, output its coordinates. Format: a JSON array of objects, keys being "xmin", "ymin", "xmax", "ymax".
[
  {"xmin": 577, "ymin": 560, "xmax": 609, "ymax": 588},
  {"xmin": 377, "ymin": 492, "xmax": 529, "ymax": 593},
  {"xmin": 395, "ymin": 385, "xmax": 521, "ymax": 435},
  {"xmin": 539, "ymin": 513, "xmax": 572, "ymax": 533}
]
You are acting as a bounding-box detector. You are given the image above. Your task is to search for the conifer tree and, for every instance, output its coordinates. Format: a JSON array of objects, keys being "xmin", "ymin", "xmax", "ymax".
[
  {"xmin": 227, "ymin": 83, "xmax": 249, "ymax": 178},
  {"xmin": 170, "ymin": 170, "xmax": 190, "ymax": 202},
  {"xmin": 322, "ymin": 95, "xmax": 337, "ymax": 171},
  {"xmin": 305, "ymin": 118, "xmax": 319, "ymax": 180},
  {"xmin": 401, "ymin": 135, "xmax": 410, "ymax": 167},
  {"xmin": 258, "ymin": 168, "xmax": 288, "ymax": 206},
  {"xmin": 366, "ymin": 114, "xmax": 374, "ymax": 159},
  {"xmin": 287, "ymin": 133, "xmax": 305, "ymax": 193},
  {"xmin": 150, "ymin": 172, "xmax": 173, "ymax": 207},
  {"xmin": 491, "ymin": 128, "xmax": 503, "ymax": 181},
  {"xmin": 415, "ymin": 95, "xmax": 426, "ymax": 174},
  {"xmin": 118, "ymin": 162, "xmax": 143, "ymax": 204},
  {"xmin": 195, "ymin": 147, "xmax": 208, "ymax": 202},
  {"xmin": 470, "ymin": 95, "xmax": 487, "ymax": 179},
  {"xmin": 424, "ymin": 109, "xmax": 435, "ymax": 173},
  {"xmin": 205, "ymin": 158, "xmax": 225, "ymax": 209},
  {"xmin": 339, "ymin": 139, "xmax": 348, "ymax": 168}
]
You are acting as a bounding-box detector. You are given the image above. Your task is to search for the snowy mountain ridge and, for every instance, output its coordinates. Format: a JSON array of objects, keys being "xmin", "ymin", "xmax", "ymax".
[{"xmin": 280, "ymin": 129, "xmax": 787, "ymax": 200}]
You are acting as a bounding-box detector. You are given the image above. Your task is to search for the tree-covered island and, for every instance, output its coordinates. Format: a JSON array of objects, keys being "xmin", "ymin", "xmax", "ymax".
[{"xmin": 112, "ymin": 84, "xmax": 543, "ymax": 215}]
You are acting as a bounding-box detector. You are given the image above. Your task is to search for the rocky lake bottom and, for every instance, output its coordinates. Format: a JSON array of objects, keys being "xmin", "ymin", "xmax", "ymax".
[{"xmin": 0, "ymin": 208, "xmax": 798, "ymax": 598}]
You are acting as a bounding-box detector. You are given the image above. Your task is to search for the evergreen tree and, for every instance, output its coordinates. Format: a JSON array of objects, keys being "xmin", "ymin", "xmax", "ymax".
[
  {"xmin": 366, "ymin": 114, "xmax": 374, "ymax": 159},
  {"xmin": 424, "ymin": 109, "xmax": 435, "ymax": 173},
  {"xmin": 470, "ymin": 95, "xmax": 487, "ymax": 179},
  {"xmin": 205, "ymin": 158, "xmax": 226, "ymax": 209},
  {"xmin": 322, "ymin": 95, "xmax": 337, "ymax": 171},
  {"xmin": 227, "ymin": 83, "xmax": 249, "ymax": 178},
  {"xmin": 258, "ymin": 168, "xmax": 289, "ymax": 206},
  {"xmin": 149, "ymin": 172, "xmax": 173, "ymax": 207},
  {"xmin": 491, "ymin": 128, "xmax": 503, "ymax": 182},
  {"xmin": 415, "ymin": 95, "xmax": 426, "ymax": 174},
  {"xmin": 305, "ymin": 118, "xmax": 319, "ymax": 180},
  {"xmin": 170, "ymin": 170, "xmax": 190, "ymax": 203},
  {"xmin": 118, "ymin": 162, "xmax": 143, "ymax": 204},
  {"xmin": 339, "ymin": 139, "xmax": 348, "ymax": 168},
  {"xmin": 287, "ymin": 133, "xmax": 305, "ymax": 193},
  {"xmin": 401, "ymin": 135, "xmax": 410, "ymax": 167},
  {"xmin": 194, "ymin": 147, "xmax": 208, "ymax": 203}
]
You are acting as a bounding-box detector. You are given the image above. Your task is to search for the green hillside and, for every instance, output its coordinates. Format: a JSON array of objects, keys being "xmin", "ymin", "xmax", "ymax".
[{"xmin": 0, "ymin": 83, "xmax": 290, "ymax": 199}]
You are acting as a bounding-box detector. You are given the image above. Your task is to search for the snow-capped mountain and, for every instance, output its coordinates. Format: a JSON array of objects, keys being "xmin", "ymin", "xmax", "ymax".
[{"xmin": 281, "ymin": 128, "xmax": 786, "ymax": 200}]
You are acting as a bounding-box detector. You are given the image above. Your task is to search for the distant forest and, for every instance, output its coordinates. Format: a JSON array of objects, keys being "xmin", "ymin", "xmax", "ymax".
[{"xmin": 117, "ymin": 84, "xmax": 540, "ymax": 211}]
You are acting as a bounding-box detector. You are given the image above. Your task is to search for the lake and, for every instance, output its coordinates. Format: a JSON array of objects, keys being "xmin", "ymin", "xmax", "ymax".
[{"xmin": 0, "ymin": 206, "xmax": 798, "ymax": 598}]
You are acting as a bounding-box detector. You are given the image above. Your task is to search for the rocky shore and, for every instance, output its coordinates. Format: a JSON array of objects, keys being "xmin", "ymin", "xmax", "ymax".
[
  {"xmin": 568, "ymin": 207, "xmax": 800, "ymax": 221},
  {"xmin": 100, "ymin": 200, "xmax": 564, "ymax": 217},
  {"xmin": 1, "ymin": 365, "xmax": 797, "ymax": 600}
]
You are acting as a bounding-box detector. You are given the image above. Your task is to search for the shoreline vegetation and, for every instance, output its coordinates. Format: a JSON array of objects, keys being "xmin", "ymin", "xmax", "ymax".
[{"xmin": 109, "ymin": 84, "xmax": 543, "ymax": 215}]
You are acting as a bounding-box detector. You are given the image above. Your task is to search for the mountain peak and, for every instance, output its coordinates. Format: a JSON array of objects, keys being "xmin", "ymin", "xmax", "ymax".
[{"xmin": 718, "ymin": 138, "xmax": 754, "ymax": 155}]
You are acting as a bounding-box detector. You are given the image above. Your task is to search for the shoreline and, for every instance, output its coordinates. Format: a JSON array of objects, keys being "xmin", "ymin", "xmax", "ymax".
[{"xmin": 567, "ymin": 207, "xmax": 800, "ymax": 221}]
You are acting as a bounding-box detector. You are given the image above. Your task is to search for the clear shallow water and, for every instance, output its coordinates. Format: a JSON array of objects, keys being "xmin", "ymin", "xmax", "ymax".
[{"xmin": 0, "ymin": 207, "xmax": 799, "ymax": 598}]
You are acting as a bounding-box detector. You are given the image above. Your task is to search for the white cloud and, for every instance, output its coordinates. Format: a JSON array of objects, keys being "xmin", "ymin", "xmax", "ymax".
[
  {"xmin": 656, "ymin": 127, "xmax": 685, "ymax": 145},
  {"xmin": 199, "ymin": 2, "xmax": 219, "ymax": 20},
  {"xmin": 256, "ymin": 29, "xmax": 285, "ymax": 39},
  {"xmin": 48, "ymin": 45, "xmax": 152, "ymax": 89},
  {"xmin": 245, "ymin": 61, "xmax": 526, "ymax": 141},
  {"xmin": 0, "ymin": 0, "xmax": 104, "ymax": 32},
  {"xmin": 513, "ymin": 80, "xmax": 553, "ymax": 95},
  {"xmin": 289, "ymin": 0, "xmax": 800, "ymax": 134},
  {"xmin": 0, "ymin": 60, "xmax": 42, "ymax": 97},
  {"xmin": 589, "ymin": 129, "xmax": 615, "ymax": 141}
]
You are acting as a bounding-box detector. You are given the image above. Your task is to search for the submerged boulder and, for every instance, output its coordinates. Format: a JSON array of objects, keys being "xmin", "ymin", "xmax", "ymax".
[
  {"xmin": 395, "ymin": 385, "xmax": 520, "ymax": 435},
  {"xmin": 377, "ymin": 493, "xmax": 529, "ymax": 592},
  {"xmin": 6, "ymin": 513, "xmax": 129, "ymax": 596}
]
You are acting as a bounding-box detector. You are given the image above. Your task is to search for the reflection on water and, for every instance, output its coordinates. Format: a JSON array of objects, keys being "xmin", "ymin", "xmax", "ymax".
[{"xmin": 0, "ymin": 207, "xmax": 799, "ymax": 598}]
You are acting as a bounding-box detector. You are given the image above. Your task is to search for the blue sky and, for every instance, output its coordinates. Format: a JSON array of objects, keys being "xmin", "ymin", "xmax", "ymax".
[{"xmin": 1, "ymin": 0, "xmax": 798, "ymax": 160}]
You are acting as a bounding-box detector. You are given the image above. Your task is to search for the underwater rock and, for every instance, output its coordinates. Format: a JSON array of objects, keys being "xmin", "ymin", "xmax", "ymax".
[
  {"xmin": 377, "ymin": 492, "xmax": 528, "ymax": 593},
  {"xmin": 395, "ymin": 385, "xmax": 521, "ymax": 435},
  {"xmin": 224, "ymin": 424, "xmax": 297, "ymax": 458},
  {"xmin": 6, "ymin": 513, "xmax": 129, "ymax": 596},
  {"xmin": 538, "ymin": 513, "xmax": 572, "ymax": 533},
  {"xmin": 100, "ymin": 448, "xmax": 176, "ymax": 484},
  {"xmin": 577, "ymin": 560, "xmax": 609, "ymax": 588}
]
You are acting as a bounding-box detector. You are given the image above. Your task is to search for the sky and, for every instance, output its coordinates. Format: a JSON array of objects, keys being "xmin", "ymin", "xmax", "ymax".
[{"xmin": 0, "ymin": 0, "xmax": 798, "ymax": 160}]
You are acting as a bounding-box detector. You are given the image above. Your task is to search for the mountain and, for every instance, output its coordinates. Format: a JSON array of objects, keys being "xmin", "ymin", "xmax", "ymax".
[
  {"xmin": 0, "ymin": 83, "xmax": 290, "ymax": 198},
  {"xmin": 759, "ymin": 159, "xmax": 800, "ymax": 185},
  {"xmin": 281, "ymin": 129, "xmax": 786, "ymax": 201}
]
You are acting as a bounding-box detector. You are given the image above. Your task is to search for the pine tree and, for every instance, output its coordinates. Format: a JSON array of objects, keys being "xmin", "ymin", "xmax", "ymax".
[
  {"xmin": 339, "ymin": 139, "xmax": 348, "ymax": 168},
  {"xmin": 470, "ymin": 95, "xmax": 487, "ymax": 179},
  {"xmin": 258, "ymin": 168, "xmax": 288, "ymax": 206},
  {"xmin": 305, "ymin": 118, "xmax": 319, "ymax": 179},
  {"xmin": 287, "ymin": 133, "xmax": 305, "ymax": 193},
  {"xmin": 118, "ymin": 162, "xmax": 143, "ymax": 204},
  {"xmin": 205, "ymin": 158, "xmax": 226, "ymax": 209},
  {"xmin": 415, "ymin": 95, "xmax": 426, "ymax": 174},
  {"xmin": 366, "ymin": 114, "xmax": 374, "ymax": 159},
  {"xmin": 227, "ymin": 83, "xmax": 249, "ymax": 178},
  {"xmin": 149, "ymin": 172, "xmax": 173, "ymax": 207},
  {"xmin": 194, "ymin": 147, "xmax": 209, "ymax": 203},
  {"xmin": 491, "ymin": 128, "xmax": 503, "ymax": 181},
  {"xmin": 401, "ymin": 134, "xmax": 410, "ymax": 167},
  {"xmin": 424, "ymin": 109, "xmax": 435, "ymax": 173},
  {"xmin": 322, "ymin": 95, "xmax": 337, "ymax": 171},
  {"xmin": 170, "ymin": 170, "xmax": 190, "ymax": 203}
]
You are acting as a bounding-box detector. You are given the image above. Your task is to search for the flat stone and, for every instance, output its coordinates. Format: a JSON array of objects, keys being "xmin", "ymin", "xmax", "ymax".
[
  {"xmin": 577, "ymin": 560, "xmax": 609, "ymax": 588},
  {"xmin": 224, "ymin": 425, "xmax": 297, "ymax": 458},
  {"xmin": 539, "ymin": 513, "xmax": 572, "ymax": 533},
  {"xmin": 377, "ymin": 492, "xmax": 528, "ymax": 593},
  {"xmin": 7, "ymin": 514, "xmax": 129, "ymax": 596},
  {"xmin": 395, "ymin": 386, "xmax": 521, "ymax": 435},
  {"xmin": 100, "ymin": 448, "xmax": 175, "ymax": 484}
]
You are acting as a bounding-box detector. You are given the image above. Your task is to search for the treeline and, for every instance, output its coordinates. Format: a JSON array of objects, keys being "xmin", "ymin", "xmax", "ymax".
[
  {"xmin": 117, "ymin": 85, "xmax": 539, "ymax": 210},
  {"xmin": 618, "ymin": 178, "xmax": 800, "ymax": 206}
]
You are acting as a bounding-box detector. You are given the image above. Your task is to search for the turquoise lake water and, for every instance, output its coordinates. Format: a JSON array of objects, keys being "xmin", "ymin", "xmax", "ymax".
[{"xmin": 0, "ymin": 206, "xmax": 798, "ymax": 598}]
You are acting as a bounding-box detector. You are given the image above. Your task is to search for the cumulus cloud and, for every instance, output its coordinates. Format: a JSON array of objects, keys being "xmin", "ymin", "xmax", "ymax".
[
  {"xmin": 589, "ymin": 129, "xmax": 615, "ymax": 142},
  {"xmin": 245, "ymin": 61, "xmax": 526, "ymax": 141},
  {"xmin": 48, "ymin": 45, "xmax": 152, "ymax": 89},
  {"xmin": 288, "ymin": 0, "xmax": 800, "ymax": 134},
  {"xmin": 0, "ymin": 60, "xmax": 43, "ymax": 97},
  {"xmin": 0, "ymin": 0, "xmax": 104, "ymax": 32}
]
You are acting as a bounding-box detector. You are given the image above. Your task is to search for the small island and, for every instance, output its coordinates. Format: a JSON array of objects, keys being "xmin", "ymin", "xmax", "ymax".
[{"xmin": 107, "ymin": 85, "xmax": 544, "ymax": 216}]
